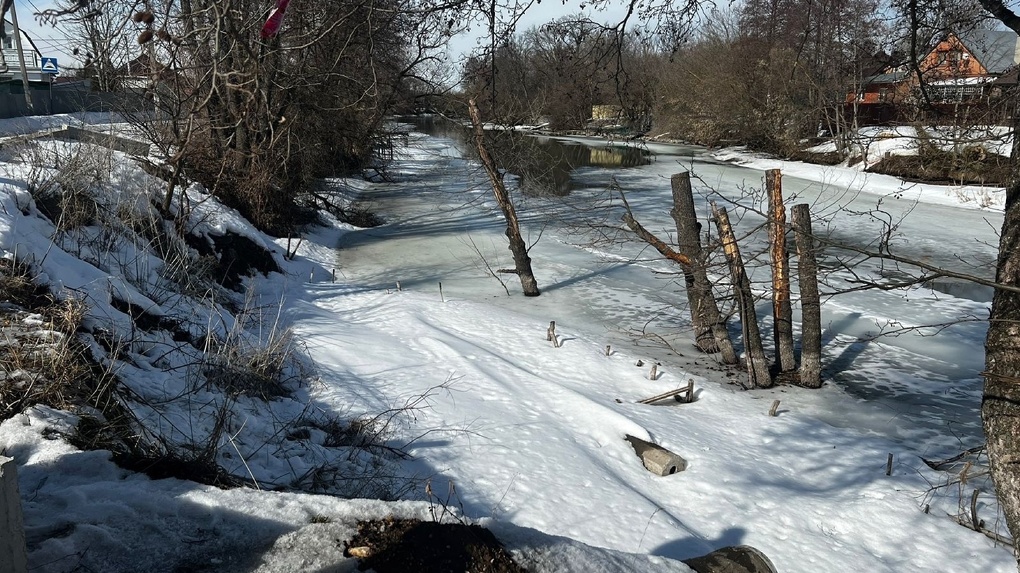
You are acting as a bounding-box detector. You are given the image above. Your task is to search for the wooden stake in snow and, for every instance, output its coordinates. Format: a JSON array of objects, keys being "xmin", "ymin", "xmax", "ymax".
[
  {"xmin": 332, "ymin": 269, "xmax": 336, "ymax": 283},
  {"xmin": 605, "ymin": 345, "xmax": 612, "ymax": 356},
  {"xmin": 439, "ymin": 282, "xmax": 445, "ymax": 302},
  {"xmin": 396, "ymin": 281, "xmax": 402, "ymax": 292},
  {"xmin": 547, "ymin": 321, "xmax": 560, "ymax": 347},
  {"xmin": 792, "ymin": 204, "xmax": 822, "ymax": 388},
  {"xmin": 649, "ymin": 364, "xmax": 658, "ymax": 380},
  {"xmin": 767, "ymin": 170, "xmax": 795, "ymax": 373},
  {"xmin": 0, "ymin": 457, "xmax": 28, "ymax": 573},
  {"xmin": 712, "ymin": 201, "xmax": 772, "ymax": 389},
  {"xmin": 886, "ymin": 453, "xmax": 894, "ymax": 476},
  {"xmin": 769, "ymin": 399, "xmax": 781, "ymax": 417},
  {"xmin": 681, "ymin": 380, "xmax": 695, "ymax": 403}
]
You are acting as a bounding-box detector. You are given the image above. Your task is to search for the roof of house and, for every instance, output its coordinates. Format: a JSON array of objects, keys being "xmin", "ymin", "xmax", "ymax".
[
  {"xmin": 865, "ymin": 71, "xmax": 910, "ymax": 84},
  {"xmin": 958, "ymin": 29, "xmax": 1019, "ymax": 74}
]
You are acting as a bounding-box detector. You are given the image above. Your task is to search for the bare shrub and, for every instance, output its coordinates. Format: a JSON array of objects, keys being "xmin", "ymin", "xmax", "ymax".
[
  {"xmin": 0, "ymin": 257, "xmax": 48, "ymax": 308},
  {"xmin": 0, "ymin": 305, "xmax": 111, "ymax": 421},
  {"xmin": 195, "ymin": 299, "xmax": 301, "ymax": 400},
  {"xmin": 14, "ymin": 141, "xmax": 112, "ymax": 232}
]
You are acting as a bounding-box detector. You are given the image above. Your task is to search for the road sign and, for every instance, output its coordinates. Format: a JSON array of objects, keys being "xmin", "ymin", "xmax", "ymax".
[{"xmin": 40, "ymin": 58, "xmax": 58, "ymax": 75}]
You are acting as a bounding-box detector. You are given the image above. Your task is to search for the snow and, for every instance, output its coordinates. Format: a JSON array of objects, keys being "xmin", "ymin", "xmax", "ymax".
[{"xmin": 0, "ymin": 116, "xmax": 1015, "ymax": 572}]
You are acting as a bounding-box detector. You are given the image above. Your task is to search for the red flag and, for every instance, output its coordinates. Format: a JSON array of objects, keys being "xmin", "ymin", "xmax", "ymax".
[{"xmin": 260, "ymin": 0, "xmax": 291, "ymax": 39}]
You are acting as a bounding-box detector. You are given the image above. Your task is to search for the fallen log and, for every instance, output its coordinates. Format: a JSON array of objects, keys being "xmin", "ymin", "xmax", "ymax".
[{"xmin": 637, "ymin": 381, "xmax": 695, "ymax": 404}]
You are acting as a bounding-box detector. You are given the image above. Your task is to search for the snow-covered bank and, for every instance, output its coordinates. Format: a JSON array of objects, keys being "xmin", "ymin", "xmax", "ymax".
[
  {"xmin": 711, "ymin": 146, "xmax": 1006, "ymax": 212},
  {"xmin": 0, "ymin": 118, "xmax": 1014, "ymax": 572}
]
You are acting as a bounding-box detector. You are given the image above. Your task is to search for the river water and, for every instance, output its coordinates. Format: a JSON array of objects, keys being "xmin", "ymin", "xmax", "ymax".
[{"xmin": 338, "ymin": 118, "xmax": 1002, "ymax": 456}]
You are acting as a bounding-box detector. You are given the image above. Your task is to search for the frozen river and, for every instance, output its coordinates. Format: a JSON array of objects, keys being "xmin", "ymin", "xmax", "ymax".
[{"xmin": 336, "ymin": 123, "xmax": 1002, "ymax": 459}]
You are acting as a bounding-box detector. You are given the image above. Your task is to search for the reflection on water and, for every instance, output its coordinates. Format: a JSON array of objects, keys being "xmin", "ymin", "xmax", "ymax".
[{"xmin": 404, "ymin": 115, "xmax": 651, "ymax": 196}]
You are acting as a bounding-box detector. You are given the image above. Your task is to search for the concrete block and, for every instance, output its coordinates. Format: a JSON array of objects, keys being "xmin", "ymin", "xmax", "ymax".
[
  {"xmin": 0, "ymin": 456, "xmax": 28, "ymax": 573},
  {"xmin": 625, "ymin": 435, "xmax": 687, "ymax": 476}
]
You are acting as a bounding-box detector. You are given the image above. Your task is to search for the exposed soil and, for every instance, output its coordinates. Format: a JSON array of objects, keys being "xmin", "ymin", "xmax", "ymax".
[
  {"xmin": 344, "ymin": 518, "xmax": 528, "ymax": 573},
  {"xmin": 869, "ymin": 150, "xmax": 1010, "ymax": 186}
]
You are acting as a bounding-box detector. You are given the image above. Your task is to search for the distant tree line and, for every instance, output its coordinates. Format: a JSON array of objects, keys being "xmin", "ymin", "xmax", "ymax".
[{"xmin": 458, "ymin": 0, "xmax": 1003, "ymax": 155}]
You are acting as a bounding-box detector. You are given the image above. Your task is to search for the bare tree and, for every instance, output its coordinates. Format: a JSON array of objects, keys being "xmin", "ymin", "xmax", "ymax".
[{"xmin": 467, "ymin": 98, "xmax": 541, "ymax": 296}]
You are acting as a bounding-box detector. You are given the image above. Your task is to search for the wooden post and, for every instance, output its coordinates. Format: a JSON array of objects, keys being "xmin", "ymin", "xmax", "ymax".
[
  {"xmin": 769, "ymin": 399, "xmax": 781, "ymax": 417},
  {"xmin": 649, "ymin": 364, "xmax": 658, "ymax": 380},
  {"xmin": 792, "ymin": 204, "xmax": 822, "ymax": 388},
  {"xmin": 681, "ymin": 379, "xmax": 694, "ymax": 403},
  {"xmin": 711, "ymin": 201, "xmax": 772, "ymax": 389},
  {"xmin": 766, "ymin": 170, "xmax": 795, "ymax": 373},
  {"xmin": 0, "ymin": 457, "xmax": 28, "ymax": 573},
  {"xmin": 468, "ymin": 99, "xmax": 540, "ymax": 296},
  {"xmin": 670, "ymin": 173, "xmax": 738, "ymax": 364},
  {"xmin": 547, "ymin": 321, "xmax": 560, "ymax": 348}
]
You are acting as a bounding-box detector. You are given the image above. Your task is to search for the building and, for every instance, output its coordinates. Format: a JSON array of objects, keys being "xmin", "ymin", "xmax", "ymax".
[
  {"xmin": 848, "ymin": 30, "xmax": 1020, "ymax": 125},
  {"xmin": 0, "ymin": 20, "xmax": 47, "ymax": 85}
]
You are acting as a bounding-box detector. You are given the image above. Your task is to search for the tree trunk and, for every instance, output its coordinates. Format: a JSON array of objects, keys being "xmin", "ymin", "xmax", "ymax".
[
  {"xmin": 983, "ymin": 82, "xmax": 1020, "ymax": 568},
  {"xmin": 767, "ymin": 169, "xmax": 796, "ymax": 373},
  {"xmin": 711, "ymin": 202, "xmax": 772, "ymax": 389},
  {"xmin": 669, "ymin": 172, "xmax": 738, "ymax": 364},
  {"xmin": 467, "ymin": 99, "xmax": 540, "ymax": 296},
  {"xmin": 792, "ymin": 204, "xmax": 822, "ymax": 388}
]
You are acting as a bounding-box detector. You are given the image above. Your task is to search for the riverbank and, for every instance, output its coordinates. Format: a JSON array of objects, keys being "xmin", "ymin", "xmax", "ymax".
[
  {"xmin": 644, "ymin": 125, "xmax": 1011, "ymax": 201},
  {"xmin": 316, "ymin": 129, "xmax": 1015, "ymax": 572}
]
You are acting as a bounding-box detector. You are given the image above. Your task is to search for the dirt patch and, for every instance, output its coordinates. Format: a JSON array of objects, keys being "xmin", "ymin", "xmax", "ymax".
[
  {"xmin": 185, "ymin": 231, "xmax": 281, "ymax": 291},
  {"xmin": 869, "ymin": 149, "xmax": 1010, "ymax": 186},
  {"xmin": 344, "ymin": 518, "xmax": 528, "ymax": 573},
  {"xmin": 786, "ymin": 149, "xmax": 844, "ymax": 165}
]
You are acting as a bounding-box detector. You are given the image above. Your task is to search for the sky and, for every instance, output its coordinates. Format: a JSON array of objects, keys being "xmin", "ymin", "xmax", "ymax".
[
  {"xmin": 13, "ymin": 0, "xmax": 634, "ymax": 70},
  {"xmin": 0, "ymin": 111, "xmax": 1014, "ymax": 571},
  {"xmin": 12, "ymin": 0, "xmax": 77, "ymax": 65}
]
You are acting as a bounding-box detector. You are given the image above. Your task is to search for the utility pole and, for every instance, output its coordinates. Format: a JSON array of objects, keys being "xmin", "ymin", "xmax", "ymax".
[{"xmin": 9, "ymin": 1, "xmax": 32, "ymax": 112}]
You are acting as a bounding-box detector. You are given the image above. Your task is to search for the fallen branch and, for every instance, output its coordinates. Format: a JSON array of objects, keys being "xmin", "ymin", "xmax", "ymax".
[
  {"xmin": 949, "ymin": 513, "xmax": 1015, "ymax": 547},
  {"xmin": 922, "ymin": 445, "xmax": 986, "ymax": 471},
  {"xmin": 638, "ymin": 381, "xmax": 695, "ymax": 405}
]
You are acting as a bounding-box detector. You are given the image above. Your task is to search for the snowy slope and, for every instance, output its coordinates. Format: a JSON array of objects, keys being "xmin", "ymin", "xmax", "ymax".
[{"xmin": 0, "ymin": 116, "xmax": 1014, "ymax": 572}]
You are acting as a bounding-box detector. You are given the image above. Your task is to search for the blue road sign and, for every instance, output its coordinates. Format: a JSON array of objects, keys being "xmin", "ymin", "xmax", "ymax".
[{"xmin": 41, "ymin": 58, "xmax": 58, "ymax": 75}]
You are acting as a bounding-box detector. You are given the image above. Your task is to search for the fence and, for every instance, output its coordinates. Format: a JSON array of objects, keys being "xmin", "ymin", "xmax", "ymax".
[{"xmin": 0, "ymin": 86, "xmax": 151, "ymax": 119}]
